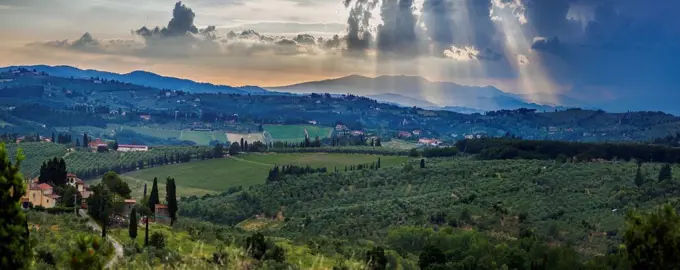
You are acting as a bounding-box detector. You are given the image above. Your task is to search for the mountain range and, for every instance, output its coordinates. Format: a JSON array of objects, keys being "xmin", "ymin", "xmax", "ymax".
[{"xmin": 2, "ymin": 65, "xmax": 577, "ymax": 112}]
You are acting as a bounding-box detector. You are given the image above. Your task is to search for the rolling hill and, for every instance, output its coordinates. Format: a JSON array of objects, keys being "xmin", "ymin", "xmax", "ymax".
[
  {"xmin": 0, "ymin": 65, "xmax": 264, "ymax": 94},
  {"xmin": 269, "ymin": 74, "xmax": 572, "ymax": 111}
]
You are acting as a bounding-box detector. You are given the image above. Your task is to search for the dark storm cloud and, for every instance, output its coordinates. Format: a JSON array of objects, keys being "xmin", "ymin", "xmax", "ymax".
[
  {"xmin": 134, "ymin": 1, "xmax": 210, "ymax": 38},
  {"xmin": 345, "ymin": 0, "xmax": 377, "ymax": 51},
  {"xmin": 375, "ymin": 0, "xmax": 419, "ymax": 54}
]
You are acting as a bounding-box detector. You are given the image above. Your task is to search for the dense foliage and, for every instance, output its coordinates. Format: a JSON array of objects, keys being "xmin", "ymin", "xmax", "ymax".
[
  {"xmin": 457, "ymin": 138, "xmax": 680, "ymax": 163},
  {"xmin": 0, "ymin": 143, "xmax": 30, "ymax": 269},
  {"xmin": 181, "ymin": 157, "xmax": 680, "ymax": 256}
]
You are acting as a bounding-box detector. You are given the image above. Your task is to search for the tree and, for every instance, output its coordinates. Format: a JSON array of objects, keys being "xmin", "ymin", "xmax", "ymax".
[
  {"xmin": 420, "ymin": 158, "xmax": 426, "ymax": 168},
  {"xmin": 75, "ymin": 138, "xmax": 80, "ymax": 147},
  {"xmin": 149, "ymin": 232, "xmax": 166, "ymax": 249},
  {"xmin": 129, "ymin": 208, "xmax": 138, "ymax": 239},
  {"xmin": 659, "ymin": 164, "xmax": 673, "ymax": 181},
  {"xmin": 213, "ymin": 143, "xmax": 224, "ymax": 158},
  {"xmin": 419, "ymin": 245, "xmax": 446, "ymax": 270},
  {"xmin": 624, "ymin": 204, "xmax": 680, "ymax": 270},
  {"xmin": 229, "ymin": 142, "xmax": 241, "ymax": 156},
  {"xmin": 108, "ymin": 141, "xmax": 119, "ymax": 151},
  {"xmin": 365, "ymin": 246, "xmax": 387, "ymax": 270},
  {"xmin": 635, "ymin": 165, "xmax": 645, "ymax": 187},
  {"xmin": 0, "ymin": 144, "xmax": 30, "ymax": 269},
  {"xmin": 143, "ymin": 183, "xmax": 147, "ymax": 199},
  {"xmin": 148, "ymin": 177, "xmax": 159, "ymax": 214},
  {"xmin": 101, "ymin": 171, "xmax": 131, "ymax": 198},
  {"xmin": 38, "ymin": 157, "xmax": 67, "ymax": 187},
  {"xmin": 51, "ymin": 132, "xmax": 55, "ymax": 144},
  {"xmin": 240, "ymin": 138, "xmax": 244, "ymax": 151},
  {"xmin": 83, "ymin": 133, "xmax": 89, "ymax": 148},
  {"xmin": 375, "ymin": 137, "xmax": 382, "ymax": 147},
  {"xmin": 166, "ymin": 177, "xmax": 178, "ymax": 225}
]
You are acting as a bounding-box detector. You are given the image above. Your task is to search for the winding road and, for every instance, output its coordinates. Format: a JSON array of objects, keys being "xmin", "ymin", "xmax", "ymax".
[{"xmin": 78, "ymin": 209, "xmax": 124, "ymax": 269}]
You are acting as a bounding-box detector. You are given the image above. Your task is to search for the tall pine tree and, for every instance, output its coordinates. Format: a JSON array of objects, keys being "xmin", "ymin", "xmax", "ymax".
[
  {"xmin": 129, "ymin": 208, "xmax": 137, "ymax": 239},
  {"xmin": 166, "ymin": 177, "xmax": 178, "ymax": 225},
  {"xmin": 143, "ymin": 183, "xmax": 147, "ymax": 199},
  {"xmin": 659, "ymin": 164, "xmax": 673, "ymax": 181},
  {"xmin": 0, "ymin": 144, "xmax": 30, "ymax": 269}
]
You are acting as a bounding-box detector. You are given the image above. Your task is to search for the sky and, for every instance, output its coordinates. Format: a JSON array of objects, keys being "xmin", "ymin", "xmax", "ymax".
[{"xmin": 1, "ymin": 0, "xmax": 679, "ymax": 112}]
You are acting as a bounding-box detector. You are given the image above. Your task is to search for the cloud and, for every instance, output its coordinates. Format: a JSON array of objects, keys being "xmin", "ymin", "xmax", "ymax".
[{"xmin": 530, "ymin": 36, "xmax": 563, "ymax": 55}]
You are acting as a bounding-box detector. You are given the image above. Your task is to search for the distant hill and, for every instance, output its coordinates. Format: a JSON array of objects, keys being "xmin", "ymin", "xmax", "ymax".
[
  {"xmin": 367, "ymin": 93, "xmax": 486, "ymax": 114},
  {"xmin": 0, "ymin": 65, "xmax": 266, "ymax": 95},
  {"xmin": 269, "ymin": 75, "xmax": 570, "ymax": 111}
]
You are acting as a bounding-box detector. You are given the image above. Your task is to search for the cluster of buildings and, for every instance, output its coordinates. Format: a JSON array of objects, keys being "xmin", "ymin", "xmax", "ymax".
[
  {"xmin": 87, "ymin": 138, "xmax": 149, "ymax": 152},
  {"xmin": 20, "ymin": 173, "xmax": 92, "ymax": 209}
]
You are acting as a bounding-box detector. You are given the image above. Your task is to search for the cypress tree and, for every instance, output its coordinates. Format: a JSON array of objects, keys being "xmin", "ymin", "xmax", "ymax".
[
  {"xmin": 129, "ymin": 208, "xmax": 138, "ymax": 239},
  {"xmin": 149, "ymin": 177, "xmax": 159, "ymax": 214},
  {"xmin": 143, "ymin": 183, "xmax": 147, "ymax": 199},
  {"xmin": 635, "ymin": 165, "xmax": 645, "ymax": 187},
  {"xmin": 420, "ymin": 159, "xmax": 425, "ymax": 168},
  {"xmin": 659, "ymin": 164, "xmax": 673, "ymax": 181},
  {"xmin": 166, "ymin": 177, "xmax": 178, "ymax": 225}
]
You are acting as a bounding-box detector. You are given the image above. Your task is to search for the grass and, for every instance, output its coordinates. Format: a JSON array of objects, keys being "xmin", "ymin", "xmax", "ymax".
[
  {"xmin": 122, "ymin": 153, "xmax": 408, "ymax": 199},
  {"xmin": 264, "ymin": 124, "xmax": 333, "ymax": 142},
  {"xmin": 111, "ymin": 223, "xmax": 219, "ymax": 259}
]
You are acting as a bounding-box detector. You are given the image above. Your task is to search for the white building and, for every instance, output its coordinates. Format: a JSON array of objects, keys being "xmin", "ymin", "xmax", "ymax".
[{"xmin": 117, "ymin": 145, "xmax": 149, "ymax": 152}]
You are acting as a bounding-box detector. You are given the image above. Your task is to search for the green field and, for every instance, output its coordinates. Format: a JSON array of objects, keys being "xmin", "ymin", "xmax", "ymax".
[
  {"xmin": 122, "ymin": 153, "xmax": 408, "ymax": 199},
  {"xmin": 110, "ymin": 124, "xmax": 226, "ymax": 145},
  {"xmin": 264, "ymin": 124, "xmax": 333, "ymax": 142}
]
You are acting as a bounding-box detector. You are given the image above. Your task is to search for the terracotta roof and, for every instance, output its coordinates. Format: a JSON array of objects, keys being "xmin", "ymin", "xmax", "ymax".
[
  {"xmin": 20, "ymin": 197, "xmax": 30, "ymax": 202},
  {"xmin": 124, "ymin": 199, "xmax": 137, "ymax": 203},
  {"xmin": 67, "ymin": 173, "xmax": 77, "ymax": 177},
  {"xmin": 38, "ymin": 183, "xmax": 52, "ymax": 190},
  {"xmin": 155, "ymin": 204, "xmax": 168, "ymax": 209}
]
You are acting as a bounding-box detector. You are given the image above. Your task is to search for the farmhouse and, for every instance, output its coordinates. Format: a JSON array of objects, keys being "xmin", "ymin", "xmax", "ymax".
[
  {"xmin": 23, "ymin": 182, "xmax": 60, "ymax": 209},
  {"xmin": 88, "ymin": 138, "xmax": 107, "ymax": 150},
  {"xmin": 154, "ymin": 204, "xmax": 171, "ymax": 225},
  {"xmin": 335, "ymin": 124, "xmax": 347, "ymax": 131},
  {"xmin": 66, "ymin": 173, "xmax": 92, "ymax": 199},
  {"xmin": 398, "ymin": 131, "xmax": 412, "ymax": 138},
  {"xmin": 140, "ymin": 114, "xmax": 151, "ymax": 121},
  {"xmin": 122, "ymin": 199, "xmax": 137, "ymax": 217},
  {"xmin": 350, "ymin": 130, "xmax": 365, "ymax": 136},
  {"xmin": 117, "ymin": 144, "xmax": 149, "ymax": 152},
  {"xmin": 418, "ymin": 138, "xmax": 442, "ymax": 146}
]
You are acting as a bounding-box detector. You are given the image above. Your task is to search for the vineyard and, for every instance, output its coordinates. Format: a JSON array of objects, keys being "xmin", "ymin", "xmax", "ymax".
[
  {"xmin": 64, "ymin": 145, "xmax": 213, "ymax": 180},
  {"xmin": 4, "ymin": 142, "xmax": 68, "ymax": 177}
]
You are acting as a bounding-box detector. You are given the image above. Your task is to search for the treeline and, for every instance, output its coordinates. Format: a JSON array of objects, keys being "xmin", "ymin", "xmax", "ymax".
[
  {"xmin": 68, "ymin": 145, "xmax": 219, "ymax": 180},
  {"xmin": 270, "ymin": 146, "xmax": 408, "ymax": 156},
  {"xmin": 271, "ymin": 136, "xmax": 322, "ymax": 148},
  {"xmin": 652, "ymin": 133, "xmax": 680, "ymax": 147},
  {"xmin": 266, "ymin": 165, "xmax": 328, "ymax": 182},
  {"xmin": 456, "ymin": 138, "xmax": 680, "ymax": 163},
  {"xmin": 266, "ymin": 158, "xmax": 383, "ymax": 183}
]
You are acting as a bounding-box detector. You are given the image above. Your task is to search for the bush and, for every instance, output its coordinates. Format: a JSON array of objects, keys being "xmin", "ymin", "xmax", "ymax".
[{"xmin": 149, "ymin": 232, "xmax": 165, "ymax": 249}]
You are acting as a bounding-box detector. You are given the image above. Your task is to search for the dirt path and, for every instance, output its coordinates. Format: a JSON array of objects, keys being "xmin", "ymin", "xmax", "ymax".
[{"xmin": 79, "ymin": 209, "xmax": 124, "ymax": 269}]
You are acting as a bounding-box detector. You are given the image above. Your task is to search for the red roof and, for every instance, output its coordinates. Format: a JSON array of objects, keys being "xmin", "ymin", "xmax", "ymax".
[
  {"xmin": 38, "ymin": 183, "xmax": 53, "ymax": 190},
  {"xmin": 67, "ymin": 173, "xmax": 77, "ymax": 177},
  {"xmin": 155, "ymin": 204, "xmax": 168, "ymax": 209},
  {"xmin": 124, "ymin": 199, "xmax": 137, "ymax": 204}
]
